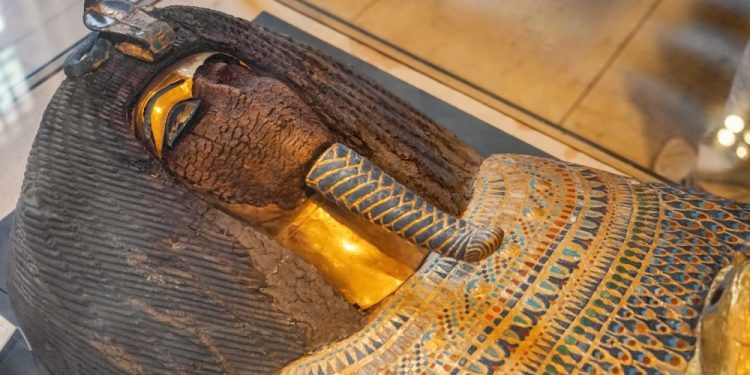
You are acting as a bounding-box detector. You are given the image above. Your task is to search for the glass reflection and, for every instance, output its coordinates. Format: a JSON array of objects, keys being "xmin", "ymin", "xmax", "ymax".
[
  {"xmin": 0, "ymin": 47, "xmax": 32, "ymax": 141},
  {"xmin": 694, "ymin": 39, "xmax": 750, "ymax": 199}
]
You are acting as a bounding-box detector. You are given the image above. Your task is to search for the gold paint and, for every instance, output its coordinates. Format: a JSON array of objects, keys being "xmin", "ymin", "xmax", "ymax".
[
  {"xmin": 147, "ymin": 79, "xmax": 191, "ymax": 156},
  {"xmin": 524, "ymin": 206, "xmax": 545, "ymax": 219},
  {"xmin": 133, "ymin": 53, "xmax": 217, "ymax": 157},
  {"xmin": 690, "ymin": 254, "xmax": 750, "ymax": 375},
  {"xmin": 536, "ymin": 180, "xmax": 552, "ymax": 190},
  {"xmin": 116, "ymin": 42, "xmax": 155, "ymax": 63},
  {"xmin": 224, "ymin": 196, "xmax": 427, "ymax": 309},
  {"xmin": 133, "ymin": 53, "xmax": 427, "ymax": 309}
]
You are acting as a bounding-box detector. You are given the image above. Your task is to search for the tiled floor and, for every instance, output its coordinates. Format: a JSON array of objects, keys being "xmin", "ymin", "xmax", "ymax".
[
  {"xmin": 344, "ymin": 0, "xmax": 657, "ymax": 123},
  {"xmin": 282, "ymin": 0, "xmax": 750, "ymax": 186},
  {"xmin": 564, "ymin": 0, "xmax": 750, "ymax": 178},
  {"xmin": 1, "ymin": 0, "xmax": 86, "ymax": 75}
]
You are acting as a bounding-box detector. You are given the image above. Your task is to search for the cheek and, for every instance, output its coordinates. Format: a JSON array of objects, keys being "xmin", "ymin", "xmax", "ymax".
[
  {"xmin": 164, "ymin": 125, "xmax": 262, "ymax": 205},
  {"xmin": 164, "ymin": 104, "xmax": 330, "ymax": 209},
  {"xmin": 136, "ymin": 56, "xmax": 337, "ymax": 209}
]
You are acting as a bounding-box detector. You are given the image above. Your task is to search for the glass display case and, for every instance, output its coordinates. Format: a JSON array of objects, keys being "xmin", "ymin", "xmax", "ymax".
[
  {"xmin": 0, "ymin": 0, "xmax": 750, "ymax": 374},
  {"xmin": 280, "ymin": 0, "xmax": 750, "ymax": 201}
]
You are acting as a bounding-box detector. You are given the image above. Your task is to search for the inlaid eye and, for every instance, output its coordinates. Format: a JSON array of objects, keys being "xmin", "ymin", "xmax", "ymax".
[
  {"xmin": 164, "ymin": 98, "xmax": 201, "ymax": 150},
  {"xmin": 133, "ymin": 52, "xmax": 228, "ymax": 158},
  {"xmin": 142, "ymin": 78, "xmax": 190, "ymax": 155}
]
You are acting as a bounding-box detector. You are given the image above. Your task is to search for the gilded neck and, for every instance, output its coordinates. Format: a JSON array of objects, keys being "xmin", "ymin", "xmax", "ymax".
[{"xmin": 221, "ymin": 195, "xmax": 428, "ymax": 309}]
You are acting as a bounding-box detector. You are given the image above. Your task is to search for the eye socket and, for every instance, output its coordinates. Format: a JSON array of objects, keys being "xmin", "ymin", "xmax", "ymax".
[
  {"xmin": 164, "ymin": 98, "xmax": 201, "ymax": 150},
  {"xmin": 133, "ymin": 52, "xmax": 226, "ymax": 157}
]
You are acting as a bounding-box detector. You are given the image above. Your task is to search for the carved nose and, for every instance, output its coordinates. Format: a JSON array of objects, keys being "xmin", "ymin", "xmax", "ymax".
[{"xmin": 306, "ymin": 143, "xmax": 504, "ymax": 262}]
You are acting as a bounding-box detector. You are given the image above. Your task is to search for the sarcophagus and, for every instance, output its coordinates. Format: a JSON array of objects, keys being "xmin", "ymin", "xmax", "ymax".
[{"xmin": 8, "ymin": 2, "xmax": 749, "ymax": 374}]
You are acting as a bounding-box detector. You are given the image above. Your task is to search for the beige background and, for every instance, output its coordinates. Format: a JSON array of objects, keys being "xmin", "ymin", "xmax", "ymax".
[{"xmin": 284, "ymin": 0, "xmax": 750, "ymax": 181}]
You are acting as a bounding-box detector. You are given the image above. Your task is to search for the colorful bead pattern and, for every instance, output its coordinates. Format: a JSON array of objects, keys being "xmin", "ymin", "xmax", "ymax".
[{"xmin": 284, "ymin": 155, "xmax": 749, "ymax": 374}]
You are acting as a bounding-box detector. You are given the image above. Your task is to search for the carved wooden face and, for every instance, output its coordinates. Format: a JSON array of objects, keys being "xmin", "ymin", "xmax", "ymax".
[
  {"xmin": 136, "ymin": 54, "xmax": 335, "ymax": 210},
  {"xmin": 132, "ymin": 53, "xmax": 500, "ymax": 311},
  {"xmin": 133, "ymin": 54, "xmax": 434, "ymax": 311},
  {"xmin": 169, "ymin": 59, "xmax": 336, "ymax": 209},
  {"xmin": 133, "ymin": 51, "xmax": 482, "ymax": 218}
]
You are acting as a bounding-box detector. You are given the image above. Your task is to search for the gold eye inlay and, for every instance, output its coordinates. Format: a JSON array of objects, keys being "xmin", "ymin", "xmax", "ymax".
[{"xmin": 133, "ymin": 52, "xmax": 217, "ymax": 157}]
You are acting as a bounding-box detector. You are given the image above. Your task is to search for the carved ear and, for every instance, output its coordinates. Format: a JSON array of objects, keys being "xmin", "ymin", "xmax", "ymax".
[{"xmin": 306, "ymin": 143, "xmax": 503, "ymax": 262}]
